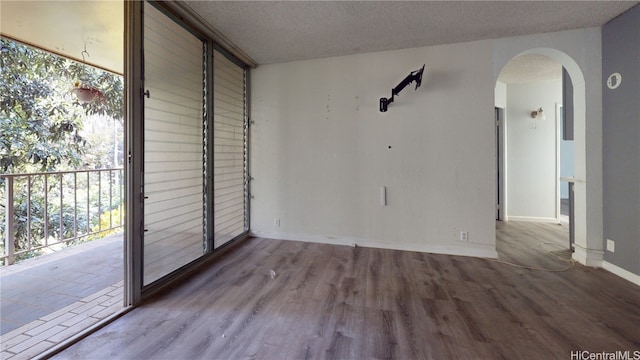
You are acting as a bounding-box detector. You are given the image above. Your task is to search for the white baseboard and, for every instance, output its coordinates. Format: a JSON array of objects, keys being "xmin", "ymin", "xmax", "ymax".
[
  {"xmin": 506, "ymin": 216, "xmax": 559, "ymax": 223},
  {"xmin": 602, "ymin": 261, "xmax": 640, "ymax": 286},
  {"xmin": 572, "ymin": 244, "xmax": 604, "ymax": 267},
  {"xmin": 250, "ymin": 231, "xmax": 498, "ymax": 259}
]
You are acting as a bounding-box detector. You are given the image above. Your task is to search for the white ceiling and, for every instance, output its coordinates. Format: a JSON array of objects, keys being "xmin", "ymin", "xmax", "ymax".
[
  {"xmin": 184, "ymin": 1, "xmax": 638, "ymax": 66},
  {"xmin": 0, "ymin": 1, "xmax": 637, "ymax": 78},
  {"xmin": 498, "ymin": 54, "xmax": 562, "ymax": 84},
  {"xmin": 0, "ymin": 1, "xmax": 124, "ymax": 74}
]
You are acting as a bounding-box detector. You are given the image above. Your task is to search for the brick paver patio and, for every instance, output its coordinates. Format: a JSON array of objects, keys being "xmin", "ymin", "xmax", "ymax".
[{"xmin": 0, "ymin": 235, "xmax": 124, "ymax": 359}]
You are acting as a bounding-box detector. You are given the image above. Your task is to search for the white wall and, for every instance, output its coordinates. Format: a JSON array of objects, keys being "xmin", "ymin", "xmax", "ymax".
[
  {"xmin": 505, "ymin": 79, "xmax": 562, "ymax": 221},
  {"xmin": 249, "ymin": 27, "xmax": 603, "ymax": 264},
  {"xmin": 250, "ymin": 40, "xmax": 498, "ymax": 258},
  {"xmin": 495, "ymin": 81, "xmax": 507, "ymax": 108}
]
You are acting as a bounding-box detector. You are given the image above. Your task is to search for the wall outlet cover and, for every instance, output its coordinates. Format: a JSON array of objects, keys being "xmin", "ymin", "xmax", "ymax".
[{"xmin": 606, "ymin": 239, "xmax": 615, "ymax": 252}]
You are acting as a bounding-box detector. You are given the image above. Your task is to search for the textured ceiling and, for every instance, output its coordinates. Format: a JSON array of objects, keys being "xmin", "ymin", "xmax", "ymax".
[
  {"xmin": 184, "ymin": 1, "xmax": 638, "ymax": 65},
  {"xmin": 1, "ymin": 1, "xmax": 636, "ymax": 77},
  {"xmin": 498, "ymin": 54, "xmax": 562, "ymax": 84}
]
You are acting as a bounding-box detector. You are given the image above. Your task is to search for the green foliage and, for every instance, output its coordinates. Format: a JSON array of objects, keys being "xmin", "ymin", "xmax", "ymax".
[
  {"xmin": 90, "ymin": 205, "xmax": 125, "ymax": 239},
  {"xmin": 0, "ymin": 38, "xmax": 124, "ymax": 262},
  {"xmin": 0, "ymin": 37, "xmax": 123, "ymax": 174}
]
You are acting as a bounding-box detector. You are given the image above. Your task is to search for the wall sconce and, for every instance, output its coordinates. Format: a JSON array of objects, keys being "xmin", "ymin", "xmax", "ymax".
[{"xmin": 531, "ymin": 107, "xmax": 546, "ymax": 120}]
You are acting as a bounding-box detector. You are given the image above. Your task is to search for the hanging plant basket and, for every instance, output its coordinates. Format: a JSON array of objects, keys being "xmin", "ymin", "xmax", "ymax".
[
  {"xmin": 72, "ymin": 81, "xmax": 105, "ymax": 104},
  {"xmin": 71, "ymin": 47, "xmax": 106, "ymax": 104}
]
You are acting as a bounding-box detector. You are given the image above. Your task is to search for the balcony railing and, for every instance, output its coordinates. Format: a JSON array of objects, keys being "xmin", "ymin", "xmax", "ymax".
[{"xmin": 1, "ymin": 168, "xmax": 124, "ymax": 265}]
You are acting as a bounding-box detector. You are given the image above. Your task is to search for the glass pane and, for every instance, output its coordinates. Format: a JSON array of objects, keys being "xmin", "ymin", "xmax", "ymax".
[
  {"xmin": 213, "ymin": 50, "xmax": 246, "ymax": 248},
  {"xmin": 143, "ymin": 2, "xmax": 205, "ymax": 285}
]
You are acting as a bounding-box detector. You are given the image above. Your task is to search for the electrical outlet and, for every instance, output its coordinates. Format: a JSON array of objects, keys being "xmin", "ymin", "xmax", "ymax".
[
  {"xmin": 274, "ymin": 218, "xmax": 280, "ymax": 227},
  {"xmin": 459, "ymin": 231, "xmax": 469, "ymax": 242},
  {"xmin": 606, "ymin": 239, "xmax": 615, "ymax": 253}
]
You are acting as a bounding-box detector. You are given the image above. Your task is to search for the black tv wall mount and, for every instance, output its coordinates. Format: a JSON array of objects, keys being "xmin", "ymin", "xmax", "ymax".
[{"xmin": 379, "ymin": 64, "xmax": 425, "ymax": 112}]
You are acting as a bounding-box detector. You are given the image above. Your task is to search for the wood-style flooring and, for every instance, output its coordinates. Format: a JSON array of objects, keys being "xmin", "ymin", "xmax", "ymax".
[{"xmin": 52, "ymin": 221, "xmax": 640, "ymax": 359}]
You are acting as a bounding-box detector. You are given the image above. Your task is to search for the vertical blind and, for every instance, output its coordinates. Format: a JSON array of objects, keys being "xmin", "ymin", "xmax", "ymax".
[
  {"xmin": 143, "ymin": 2, "xmax": 205, "ymax": 285},
  {"xmin": 213, "ymin": 50, "xmax": 247, "ymax": 248}
]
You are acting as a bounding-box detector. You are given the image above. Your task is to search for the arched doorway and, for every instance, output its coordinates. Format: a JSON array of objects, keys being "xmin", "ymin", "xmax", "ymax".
[
  {"xmin": 495, "ymin": 54, "xmax": 571, "ymax": 262},
  {"xmin": 493, "ymin": 47, "xmax": 599, "ymax": 266}
]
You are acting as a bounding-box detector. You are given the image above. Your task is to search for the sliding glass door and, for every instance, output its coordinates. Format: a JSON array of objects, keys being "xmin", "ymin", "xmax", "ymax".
[
  {"xmin": 126, "ymin": 1, "xmax": 250, "ymax": 298},
  {"xmin": 142, "ymin": 2, "xmax": 205, "ymax": 285}
]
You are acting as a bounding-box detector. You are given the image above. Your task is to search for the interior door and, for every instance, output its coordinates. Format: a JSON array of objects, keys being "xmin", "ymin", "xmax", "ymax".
[{"xmin": 142, "ymin": 2, "xmax": 206, "ymax": 285}]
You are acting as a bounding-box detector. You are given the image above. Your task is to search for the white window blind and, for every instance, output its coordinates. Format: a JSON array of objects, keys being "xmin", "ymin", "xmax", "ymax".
[
  {"xmin": 213, "ymin": 50, "xmax": 246, "ymax": 248},
  {"xmin": 143, "ymin": 3, "xmax": 205, "ymax": 285}
]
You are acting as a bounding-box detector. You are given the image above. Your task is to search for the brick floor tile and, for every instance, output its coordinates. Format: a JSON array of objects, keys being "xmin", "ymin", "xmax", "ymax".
[
  {"xmin": 40, "ymin": 300, "xmax": 86, "ymax": 320},
  {"xmin": 2, "ymin": 320, "xmax": 44, "ymax": 339},
  {"xmin": 91, "ymin": 305, "xmax": 121, "ymax": 320},
  {"xmin": 107, "ymin": 284, "xmax": 124, "ymax": 297},
  {"xmin": 47, "ymin": 317, "xmax": 98, "ymax": 343},
  {"xmin": 10, "ymin": 339, "xmax": 55, "ymax": 360},
  {"xmin": 24, "ymin": 318, "xmax": 61, "ymax": 337},
  {"xmin": 39, "ymin": 305, "xmax": 78, "ymax": 323},
  {"xmin": 80, "ymin": 287, "xmax": 115, "ymax": 302},
  {"xmin": 60, "ymin": 313, "xmax": 89, "ymax": 328},
  {"xmin": 0, "ymin": 334, "xmax": 30, "ymax": 352},
  {"xmin": 7, "ymin": 331, "xmax": 47, "ymax": 353},
  {"xmin": 89, "ymin": 295, "xmax": 111, "ymax": 306},
  {"xmin": 99, "ymin": 295, "xmax": 122, "ymax": 308},
  {"xmin": 83, "ymin": 305, "xmax": 107, "ymax": 318},
  {"xmin": 32, "ymin": 325, "xmax": 67, "ymax": 341},
  {"xmin": 50, "ymin": 311, "xmax": 79, "ymax": 325},
  {"xmin": 70, "ymin": 300, "xmax": 103, "ymax": 315}
]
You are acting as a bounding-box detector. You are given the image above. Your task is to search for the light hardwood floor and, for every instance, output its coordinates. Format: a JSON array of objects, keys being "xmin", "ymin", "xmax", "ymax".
[{"xmin": 51, "ymin": 221, "xmax": 640, "ymax": 359}]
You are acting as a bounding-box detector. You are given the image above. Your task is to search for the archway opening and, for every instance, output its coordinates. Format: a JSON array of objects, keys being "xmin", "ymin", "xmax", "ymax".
[{"xmin": 494, "ymin": 48, "xmax": 587, "ymax": 268}]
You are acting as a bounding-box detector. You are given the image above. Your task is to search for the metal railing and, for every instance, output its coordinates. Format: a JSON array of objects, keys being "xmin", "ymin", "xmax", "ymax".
[{"xmin": 1, "ymin": 168, "xmax": 124, "ymax": 265}]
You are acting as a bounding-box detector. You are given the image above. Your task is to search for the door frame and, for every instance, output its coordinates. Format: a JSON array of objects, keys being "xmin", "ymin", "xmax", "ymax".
[
  {"xmin": 555, "ymin": 102, "xmax": 562, "ymax": 224},
  {"xmin": 495, "ymin": 107, "xmax": 506, "ymax": 221},
  {"xmin": 124, "ymin": 0, "xmax": 143, "ymax": 306}
]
